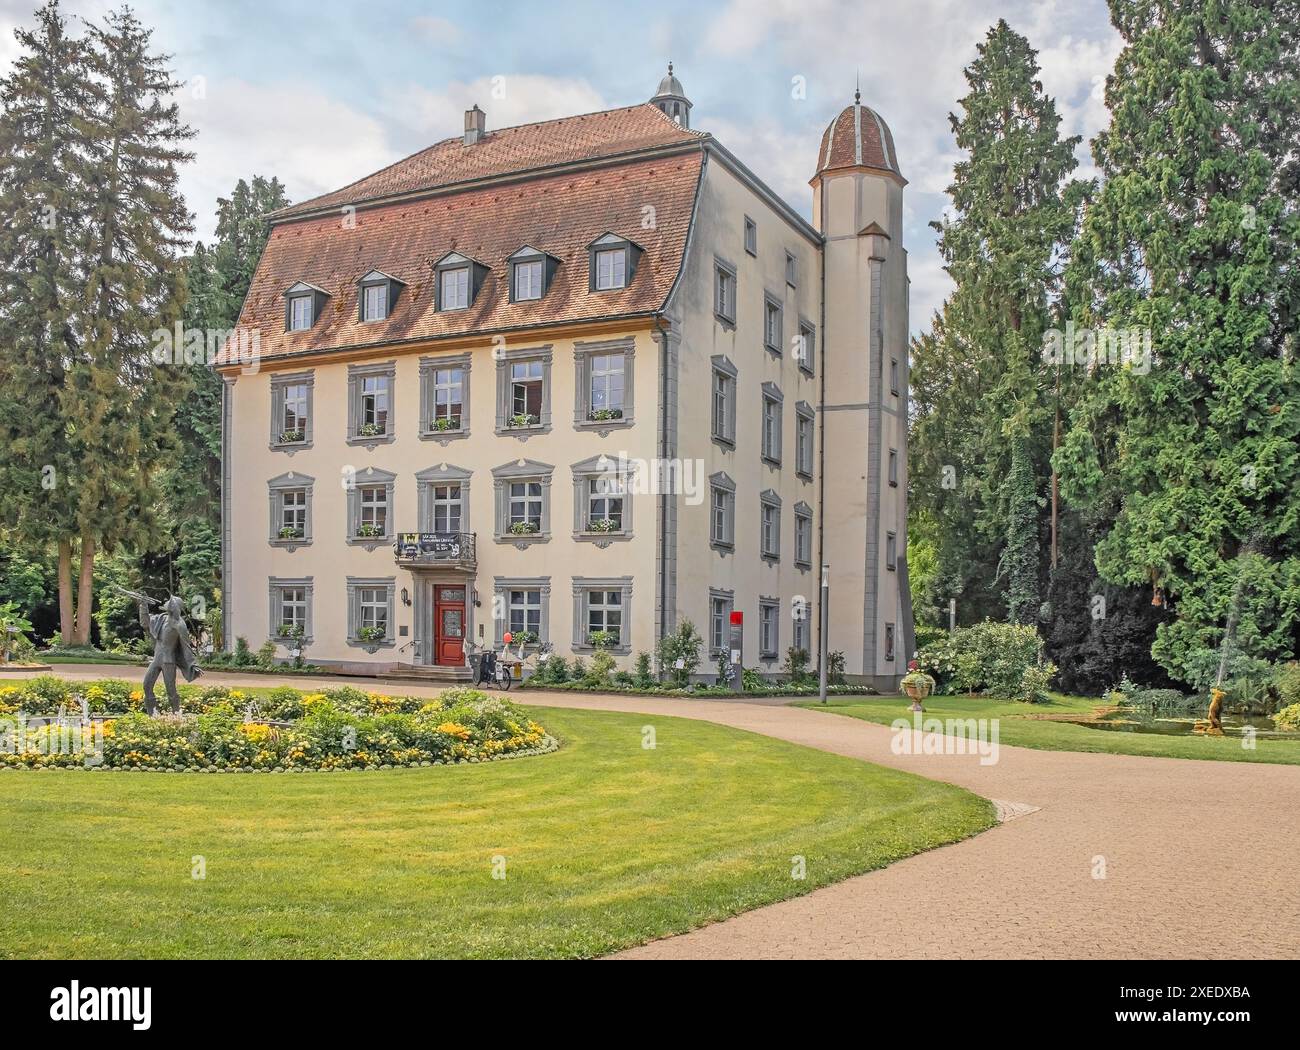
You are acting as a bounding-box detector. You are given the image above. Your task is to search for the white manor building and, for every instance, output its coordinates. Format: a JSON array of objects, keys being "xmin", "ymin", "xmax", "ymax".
[{"xmin": 220, "ymin": 68, "xmax": 914, "ymax": 687}]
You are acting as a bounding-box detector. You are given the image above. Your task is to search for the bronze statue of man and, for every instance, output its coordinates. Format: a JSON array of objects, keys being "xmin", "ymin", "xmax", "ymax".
[{"xmin": 138, "ymin": 596, "xmax": 202, "ymax": 715}]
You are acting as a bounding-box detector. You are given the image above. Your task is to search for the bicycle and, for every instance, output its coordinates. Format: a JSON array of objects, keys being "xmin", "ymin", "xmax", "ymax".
[
  {"xmin": 464, "ymin": 638, "xmax": 512, "ymax": 690},
  {"xmin": 464, "ymin": 638, "xmax": 554, "ymax": 690}
]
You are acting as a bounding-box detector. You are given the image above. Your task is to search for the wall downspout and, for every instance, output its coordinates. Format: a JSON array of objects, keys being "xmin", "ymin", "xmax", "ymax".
[
  {"xmin": 816, "ymin": 182, "xmax": 828, "ymax": 678},
  {"xmin": 655, "ymin": 316, "xmax": 671, "ymax": 659}
]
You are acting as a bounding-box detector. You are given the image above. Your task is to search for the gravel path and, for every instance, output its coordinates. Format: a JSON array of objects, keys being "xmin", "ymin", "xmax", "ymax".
[{"xmin": 23, "ymin": 666, "xmax": 1300, "ymax": 959}]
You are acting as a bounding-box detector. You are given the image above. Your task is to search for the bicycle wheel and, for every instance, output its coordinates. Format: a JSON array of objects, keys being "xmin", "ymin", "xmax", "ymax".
[{"xmin": 500, "ymin": 669, "xmax": 512, "ymax": 691}]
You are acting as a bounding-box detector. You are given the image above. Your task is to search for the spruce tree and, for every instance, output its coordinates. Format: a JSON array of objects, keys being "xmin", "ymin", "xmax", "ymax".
[
  {"xmin": 61, "ymin": 5, "xmax": 194, "ymax": 644},
  {"xmin": 0, "ymin": 1, "xmax": 96, "ymax": 643},
  {"xmin": 911, "ymin": 20, "xmax": 1081, "ymax": 626}
]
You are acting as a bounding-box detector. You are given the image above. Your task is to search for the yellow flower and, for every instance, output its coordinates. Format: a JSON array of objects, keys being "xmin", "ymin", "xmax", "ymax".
[{"xmin": 437, "ymin": 722, "xmax": 472, "ymax": 741}]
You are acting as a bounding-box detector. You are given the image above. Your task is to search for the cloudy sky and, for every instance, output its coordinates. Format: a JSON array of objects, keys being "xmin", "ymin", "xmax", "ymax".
[{"xmin": 1, "ymin": 0, "xmax": 1122, "ymax": 333}]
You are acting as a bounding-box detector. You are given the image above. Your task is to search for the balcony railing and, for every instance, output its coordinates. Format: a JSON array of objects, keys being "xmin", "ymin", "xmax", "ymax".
[{"xmin": 393, "ymin": 531, "xmax": 477, "ymax": 570}]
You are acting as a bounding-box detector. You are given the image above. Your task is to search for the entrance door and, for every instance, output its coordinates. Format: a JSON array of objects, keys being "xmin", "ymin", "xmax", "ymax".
[{"xmin": 433, "ymin": 586, "xmax": 466, "ymax": 666}]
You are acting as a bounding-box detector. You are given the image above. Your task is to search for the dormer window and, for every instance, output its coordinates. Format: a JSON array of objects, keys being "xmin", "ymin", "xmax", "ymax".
[
  {"xmin": 290, "ymin": 295, "xmax": 312, "ymax": 330},
  {"xmin": 595, "ymin": 247, "xmax": 625, "ymax": 290},
  {"xmin": 588, "ymin": 233, "xmax": 643, "ymax": 293},
  {"xmin": 357, "ymin": 270, "xmax": 405, "ymax": 323},
  {"xmin": 508, "ymin": 246, "xmax": 560, "ymax": 303},
  {"xmin": 433, "ymin": 251, "xmax": 489, "ymax": 312},
  {"xmin": 283, "ymin": 282, "xmax": 329, "ymax": 332},
  {"xmin": 515, "ymin": 259, "xmax": 542, "ymax": 300},
  {"xmin": 441, "ymin": 266, "xmax": 469, "ymax": 309},
  {"xmin": 363, "ymin": 284, "xmax": 387, "ymax": 320}
]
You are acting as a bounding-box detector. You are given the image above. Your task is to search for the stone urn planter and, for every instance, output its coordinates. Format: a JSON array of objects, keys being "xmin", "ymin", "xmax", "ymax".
[{"xmin": 901, "ymin": 669, "xmax": 935, "ymax": 702}]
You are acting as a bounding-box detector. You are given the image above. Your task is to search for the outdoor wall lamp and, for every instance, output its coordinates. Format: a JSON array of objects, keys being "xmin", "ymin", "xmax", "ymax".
[{"xmin": 401, "ymin": 587, "xmax": 411, "ymax": 607}]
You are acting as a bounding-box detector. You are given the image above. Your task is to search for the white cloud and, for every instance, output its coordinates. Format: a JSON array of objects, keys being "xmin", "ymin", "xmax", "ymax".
[
  {"xmin": 697, "ymin": 0, "xmax": 1120, "ymax": 332},
  {"xmin": 383, "ymin": 74, "xmax": 610, "ymax": 149},
  {"xmin": 410, "ymin": 15, "xmax": 462, "ymax": 44},
  {"xmin": 178, "ymin": 78, "xmax": 396, "ymax": 243},
  {"xmin": 706, "ymin": 115, "xmax": 821, "ymax": 215}
]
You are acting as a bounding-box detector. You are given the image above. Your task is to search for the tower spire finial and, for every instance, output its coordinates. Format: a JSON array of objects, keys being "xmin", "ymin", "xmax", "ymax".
[{"xmin": 855, "ymin": 70, "xmax": 861, "ymax": 105}]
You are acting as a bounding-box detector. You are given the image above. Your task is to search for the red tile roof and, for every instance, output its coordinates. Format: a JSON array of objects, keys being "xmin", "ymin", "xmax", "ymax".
[
  {"xmin": 226, "ymin": 148, "xmax": 704, "ymax": 365},
  {"xmin": 814, "ymin": 103, "xmax": 903, "ymax": 181},
  {"xmin": 273, "ymin": 103, "xmax": 705, "ymax": 219}
]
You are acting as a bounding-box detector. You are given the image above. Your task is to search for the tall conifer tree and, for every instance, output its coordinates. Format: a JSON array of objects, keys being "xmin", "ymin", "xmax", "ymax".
[
  {"xmin": 1057, "ymin": 0, "xmax": 1300, "ymax": 684},
  {"xmin": 911, "ymin": 20, "xmax": 1082, "ymax": 625}
]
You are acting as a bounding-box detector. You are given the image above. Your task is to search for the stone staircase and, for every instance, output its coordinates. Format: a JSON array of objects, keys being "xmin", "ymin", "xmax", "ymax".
[{"xmin": 378, "ymin": 664, "xmax": 475, "ymax": 684}]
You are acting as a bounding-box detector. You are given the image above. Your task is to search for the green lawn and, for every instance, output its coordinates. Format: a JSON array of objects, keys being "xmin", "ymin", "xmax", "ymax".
[
  {"xmin": 0, "ymin": 706, "xmax": 992, "ymax": 959},
  {"xmin": 798, "ymin": 692, "xmax": 1300, "ymax": 765}
]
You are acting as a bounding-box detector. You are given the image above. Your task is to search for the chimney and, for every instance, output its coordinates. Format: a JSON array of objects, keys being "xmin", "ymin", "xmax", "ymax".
[{"xmin": 464, "ymin": 105, "xmax": 486, "ymax": 146}]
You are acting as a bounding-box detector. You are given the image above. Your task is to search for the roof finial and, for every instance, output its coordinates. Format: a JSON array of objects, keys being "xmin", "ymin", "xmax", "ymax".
[
  {"xmin": 668, "ymin": 60, "xmax": 674, "ymax": 77},
  {"xmin": 855, "ymin": 70, "xmax": 861, "ymax": 105}
]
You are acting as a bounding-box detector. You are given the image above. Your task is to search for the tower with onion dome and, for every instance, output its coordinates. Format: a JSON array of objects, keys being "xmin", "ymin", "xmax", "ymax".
[{"xmin": 812, "ymin": 89, "xmax": 915, "ymax": 681}]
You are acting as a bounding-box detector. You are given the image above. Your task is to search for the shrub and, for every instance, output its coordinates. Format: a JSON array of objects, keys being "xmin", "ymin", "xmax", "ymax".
[
  {"xmin": 539, "ymin": 654, "xmax": 569, "ymax": 683},
  {"xmin": 585, "ymin": 650, "xmax": 616, "ymax": 686},
  {"xmin": 233, "ymin": 637, "xmax": 253, "ymax": 666},
  {"xmin": 741, "ymin": 667, "xmax": 764, "ymax": 691},
  {"xmin": 570, "ymin": 656, "xmax": 587, "ymax": 680},
  {"xmin": 657, "ymin": 619, "xmax": 703, "ymax": 688},
  {"xmin": 0, "ymin": 603, "xmax": 34, "ymax": 661},
  {"xmin": 918, "ymin": 621, "xmax": 1054, "ymax": 702},
  {"xmin": 1265, "ymin": 663, "xmax": 1300, "ymax": 714},
  {"xmin": 256, "ymin": 640, "xmax": 278, "ymax": 667},
  {"xmin": 1274, "ymin": 703, "xmax": 1300, "ymax": 731},
  {"xmin": 1018, "ymin": 664, "xmax": 1057, "ymax": 704},
  {"xmin": 827, "ymin": 651, "xmax": 846, "ymax": 686},
  {"xmin": 633, "ymin": 651, "xmax": 654, "ymax": 687},
  {"xmin": 783, "ymin": 647, "xmax": 811, "ymax": 685}
]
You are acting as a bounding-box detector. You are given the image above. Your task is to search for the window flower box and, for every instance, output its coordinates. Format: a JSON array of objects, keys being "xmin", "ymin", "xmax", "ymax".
[
  {"xmin": 279, "ymin": 429, "xmax": 305, "ymax": 444},
  {"xmin": 508, "ymin": 521, "xmax": 540, "ymax": 536},
  {"xmin": 277, "ymin": 623, "xmax": 305, "ymax": 641},
  {"xmin": 507, "ymin": 413, "xmax": 539, "ymax": 428},
  {"xmin": 277, "ymin": 526, "xmax": 305, "ymax": 540},
  {"xmin": 357, "ymin": 422, "xmax": 385, "ymax": 438},
  {"xmin": 429, "ymin": 415, "xmax": 461, "ymax": 432},
  {"xmin": 587, "ymin": 408, "xmax": 623, "ymax": 422},
  {"xmin": 587, "ymin": 518, "xmax": 620, "ymax": 534},
  {"xmin": 356, "ymin": 523, "xmax": 384, "ymax": 539},
  {"xmin": 588, "ymin": 629, "xmax": 619, "ymax": 650},
  {"xmin": 508, "ymin": 630, "xmax": 539, "ymax": 646},
  {"xmin": 357, "ymin": 625, "xmax": 386, "ymax": 644}
]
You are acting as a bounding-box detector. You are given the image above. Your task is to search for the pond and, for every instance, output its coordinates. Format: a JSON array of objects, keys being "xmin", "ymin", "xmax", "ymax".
[{"xmin": 1068, "ymin": 709, "xmax": 1289, "ymax": 738}]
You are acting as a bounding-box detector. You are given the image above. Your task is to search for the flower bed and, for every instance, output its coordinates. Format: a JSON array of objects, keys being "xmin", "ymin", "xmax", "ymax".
[
  {"xmin": 0, "ymin": 681, "xmax": 554, "ymax": 772},
  {"xmin": 520, "ymin": 680, "xmax": 879, "ymax": 699}
]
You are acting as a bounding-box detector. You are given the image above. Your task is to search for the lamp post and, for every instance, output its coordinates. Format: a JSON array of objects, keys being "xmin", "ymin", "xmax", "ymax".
[{"xmin": 819, "ymin": 563, "xmax": 829, "ymax": 704}]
